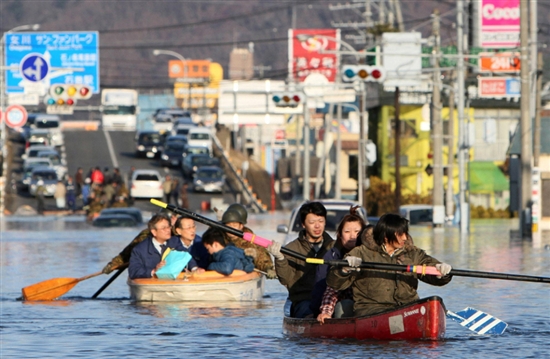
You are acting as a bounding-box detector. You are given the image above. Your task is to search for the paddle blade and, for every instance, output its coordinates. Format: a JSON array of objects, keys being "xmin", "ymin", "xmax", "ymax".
[
  {"xmin": 22, "ymin": 278, "xmax": 79, "ymax": 301},
  {"xmin": 447, "ymin": 308, "xmax": 508, "ymax": 335}
]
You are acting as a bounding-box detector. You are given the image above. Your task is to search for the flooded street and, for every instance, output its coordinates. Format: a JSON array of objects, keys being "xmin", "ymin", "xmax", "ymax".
[{"xmin": 1, "ymin": 213, "xmax": 550, "ymax": 358}]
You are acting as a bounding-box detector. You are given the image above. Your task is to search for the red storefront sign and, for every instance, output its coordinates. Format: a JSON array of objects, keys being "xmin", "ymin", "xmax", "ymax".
[{"xmin": 289, "ymin": 29, "xmax": 340, "ymax": 82}]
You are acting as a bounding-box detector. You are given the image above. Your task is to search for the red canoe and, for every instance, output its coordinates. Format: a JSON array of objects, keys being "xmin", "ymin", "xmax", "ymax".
[{"xmin": 283, "ymin": 296, "xmax": 446, "ymax": 340}]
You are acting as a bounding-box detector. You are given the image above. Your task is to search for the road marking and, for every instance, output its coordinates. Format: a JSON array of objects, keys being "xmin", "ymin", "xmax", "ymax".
[{"xmin": 102, "ymin": 130, "xmax": 119, "ymax": 168}]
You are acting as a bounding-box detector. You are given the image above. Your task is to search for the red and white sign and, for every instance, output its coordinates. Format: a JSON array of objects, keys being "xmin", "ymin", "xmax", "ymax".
[
  {"xmin": 289, "ymin": 29, "xmax": 340, "ymax": 82},
  {"xmin": 4, "ymin": 104, "xmax": 28, "ymax": 128},
  {"xmin": 479, "ymin": 0, "xmax": 520, "ymax": 48},
  {"xmin": 478, "ymin": 77, "xmax": 520, "ymax": 98},
  {"xmin": 479, "ymin": 52, "xmax": 520, "ymax": 72}
]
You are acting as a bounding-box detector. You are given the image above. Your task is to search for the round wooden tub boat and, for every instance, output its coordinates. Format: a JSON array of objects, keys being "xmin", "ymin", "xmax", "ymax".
[
  {"xmin": 283, "ymin": 296, "xmax": 447, "ymax": 341},
  {"xmin": 128, "ymin": 270, "xmax": 265, "ymax": 302}
]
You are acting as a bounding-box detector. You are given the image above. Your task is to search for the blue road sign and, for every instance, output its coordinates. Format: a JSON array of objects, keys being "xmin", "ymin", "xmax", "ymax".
[
  {"xmin": 4, "ymin": 32, "xmax": 100, "ymax": 94},
  {"xmin": 20, "ymin": 54, "xmax": 49, "ymax": 82}
]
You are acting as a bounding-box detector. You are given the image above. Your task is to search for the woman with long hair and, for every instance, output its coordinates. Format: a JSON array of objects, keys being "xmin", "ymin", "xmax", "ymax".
[{"xmin": 309, "ymin": 206, "xmax": 370, "ymax": 321}]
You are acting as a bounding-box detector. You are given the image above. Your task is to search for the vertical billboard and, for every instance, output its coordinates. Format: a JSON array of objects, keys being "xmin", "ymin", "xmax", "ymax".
[
  {"xmin": 479, "ymin": 0, "xmax": 520, "ymax": 48},
  {"xmin": 288, "ymin": 29, "xmax": 340, "ymax": 82}
]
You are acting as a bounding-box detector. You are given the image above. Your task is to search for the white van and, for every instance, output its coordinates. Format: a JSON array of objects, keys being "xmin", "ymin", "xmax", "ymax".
[
  {"xmin": 33, "ymin": 114, "xmax": 63, "ymax": 147},
  {"xmin": 187, "ymin": 127, "xmax": 212, "ymax": 152}
]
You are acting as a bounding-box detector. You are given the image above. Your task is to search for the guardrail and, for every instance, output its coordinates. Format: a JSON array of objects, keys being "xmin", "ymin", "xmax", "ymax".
[{"xmin": 211, "ymin": 132, "xmax": 266, "ymax": 213}]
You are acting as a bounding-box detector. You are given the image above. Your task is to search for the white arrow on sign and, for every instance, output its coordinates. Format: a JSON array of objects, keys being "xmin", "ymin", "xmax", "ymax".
[{"xmin": 23, "ymin": 56, "xmax": 45, "ymax": 81}]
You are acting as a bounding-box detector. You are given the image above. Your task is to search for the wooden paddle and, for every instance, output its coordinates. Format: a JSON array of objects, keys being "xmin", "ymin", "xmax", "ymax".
[
  {"xmin": 150, "ymin": 199, "xmax": 550, "ymax": 284},
  {"xmin": 22, "ymin": 271, "xmax": 104, "ymax": 301}
]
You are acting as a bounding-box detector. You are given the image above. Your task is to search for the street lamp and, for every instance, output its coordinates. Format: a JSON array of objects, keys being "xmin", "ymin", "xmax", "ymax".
[
  {"xmin": 153, "ymin": 49, "xmax": 188, "ymax": 109},
  {"xmin": 153, "ymin": 49, "xmax": 188, "ymax": 78},
  {"xmin": 0, "ymin": 23, "xmax": 40, "ymax": 215}
]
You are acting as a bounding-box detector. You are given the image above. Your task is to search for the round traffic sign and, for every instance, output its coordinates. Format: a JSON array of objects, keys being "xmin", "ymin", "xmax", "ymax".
[
  {"xmin": 303, "ymin": 73, "xmax": 330, "ymax": 97},
  {"xmin": 4, "ymin": 105, "xmax": 28, "ymax": 128},
  {"xmin": 20, "ymin": 53, "xmax": 49, "ymax": 82}
]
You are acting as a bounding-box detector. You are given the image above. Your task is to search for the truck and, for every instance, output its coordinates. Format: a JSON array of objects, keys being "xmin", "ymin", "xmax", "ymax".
[{"xmin": 101, "ymin": 89, "xmax": 139, "ymax": 131}]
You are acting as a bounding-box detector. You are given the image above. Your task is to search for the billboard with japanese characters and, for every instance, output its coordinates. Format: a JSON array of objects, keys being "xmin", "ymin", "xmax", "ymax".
[
  {"xmin": 4, "ymin": 32, "xmax": 100, "ymax": 94},
  {"xmin": 478, "ymin": 0, "xmax": 520, "ymax": 48},
  {"xmin": 288, "ymin": 29, "xmax": 340, "ymax": 83}
]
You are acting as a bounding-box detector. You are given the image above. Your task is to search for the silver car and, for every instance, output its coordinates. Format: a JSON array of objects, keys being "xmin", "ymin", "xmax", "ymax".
[
  {"xmin": 277, "ymin": 199, "xmax": 368, "ymax": 245},
  {"xmin": 192, "ymin": 166, "xmax": 225, "ymax": 193},
  {"xmin": 29, "ymin": 167, "xmax": 58, "ymax": 197}
]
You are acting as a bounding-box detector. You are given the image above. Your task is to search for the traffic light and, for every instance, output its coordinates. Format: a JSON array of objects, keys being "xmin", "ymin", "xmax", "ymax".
[
  {"xmin": 48, "ymin": 84, "xmax": 93, "ymax": 106},
  {"xmin": 342, "ymin": 65, "xmax": 386, "ymax": 83},
  {"xmin": 272, "ymin": 92, "xmax": 303, "ymax": 107}
]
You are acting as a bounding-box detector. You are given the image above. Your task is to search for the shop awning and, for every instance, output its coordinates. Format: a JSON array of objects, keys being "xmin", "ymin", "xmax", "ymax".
[{"xmin": 469, "ymin": 161, "xmax": 509, "ymax": 193}]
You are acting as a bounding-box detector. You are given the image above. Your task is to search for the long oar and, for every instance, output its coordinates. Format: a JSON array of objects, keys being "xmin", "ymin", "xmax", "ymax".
[
  {"xmin": 22, "ymin": 271, "xmax": 104, "ymax": 301},
  {"xmin": 150, "ymin": 199, "xmax": 550, "ymax": 284},
  {"xmin": 91, "ymin": 264, "xmax": 128, "ymax": 299}
]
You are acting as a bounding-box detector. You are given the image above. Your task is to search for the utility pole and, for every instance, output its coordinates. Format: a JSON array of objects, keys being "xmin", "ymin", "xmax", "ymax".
[
  {"xmin": 358, "ymin": 81, "xmax": 367, "ymax": 207},
  {"xmin": 432, "ymin": 8, "xmax": 444, "ymax": 227},
  {"xmin": 335, "ymin": 104, "xmax": 342, "ymax": 199},
  {"xmin": 457, "ymin": 0, "xmax": 469, "ymax": 233},
  {"xmin": 446, "ymin": 79, "xmax": 455, "ymax": 220},
  {"xmin": 520, "ymin": 0, "xmax": 532, "ymax": 237},
  {"xmin": 394, "ymin": 87, "xmax": 401, "ymax": 212},
  {"xmin": 303, "ymin": 99, "xmax": 311, "ymax": 201}
]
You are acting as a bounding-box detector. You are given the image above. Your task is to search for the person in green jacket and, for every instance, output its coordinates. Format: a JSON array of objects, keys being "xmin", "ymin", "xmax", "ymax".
[{"xmin": 326, "ymin": 213, "xmax": 453, "ymax": 317}]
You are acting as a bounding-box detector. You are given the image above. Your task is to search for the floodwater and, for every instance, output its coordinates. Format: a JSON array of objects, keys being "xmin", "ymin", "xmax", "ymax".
[{"xmin": 1, "ymin": 213, "xmax": 550, "ymax": 358}]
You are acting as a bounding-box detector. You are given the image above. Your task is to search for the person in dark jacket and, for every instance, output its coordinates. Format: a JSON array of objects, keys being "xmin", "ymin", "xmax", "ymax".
[
  {"xmin": 202, "ymin": 227, "xmax": 254, "ymax": 275},
  {"xmin": 311, "ymin": 207, "xmax": 370, "ymax": 322},
  {"xmin": 128, "ymin": 213, "xmax": 185, "ymax": 279},
  {"xmin": 103, "ymin": 209, "xmax": 178, "ymax": 274},
  {"xmin": 326, "ymin": 213, "xmax": 453, "ymax": 317},
  {"xmin": 174, "ymin": 215, "xmax": 210, "ymax": 270},
  {"xmin": 267, "ymin": 201, "xmax": 335, "ymax": 318}
]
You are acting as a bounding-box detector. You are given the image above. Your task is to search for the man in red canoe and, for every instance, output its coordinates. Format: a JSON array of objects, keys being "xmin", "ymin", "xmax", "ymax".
[
  {"xmin": 268, "ymin": 202, "xmax": 335, "ymax": 318},
  {"xmin": 326, "ymin": 213, "xmax": 453, "ymax": 317}
]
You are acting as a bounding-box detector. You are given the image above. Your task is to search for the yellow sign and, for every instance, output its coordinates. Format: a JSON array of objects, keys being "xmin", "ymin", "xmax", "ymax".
[{"xmin": 174, "ymin": 62, "xmax": 223, "ymax": 108}]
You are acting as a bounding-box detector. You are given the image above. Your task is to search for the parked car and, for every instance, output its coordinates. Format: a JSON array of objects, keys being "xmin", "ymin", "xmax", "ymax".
[
  {"xmin": 21, "ymin": 158, "xmax": 54, "ymax": 190},
  {"xmin": 181, "ymin": 153, "xmax": 220, "ymax": 178},
  {"xmin": 33, "ymin": 114, "xmax": 63, "ymax": 147},
  {"xmin": 399, "ymin": 204, "xmax": 433, "ymax": 225},
  {"xmin": 160, "ymin": 141, "xmax": 186, "ymax": 167},
  {"xmin": 152, "ymin": 108, "xmax": 191, "ymax": 120},
  {"xmin": 23, "ymin": 145, "xmax": 56, "ymax": 161},
  {"xmin": 192, "ymin": 166, "xmax": 225, "ymax": 193},
  {"xmin": 187, "ymin": 127, "xmax": 212, "ymax": 152},
  {"xmin": 36, "ymin": 149, "xmax": 67, "ymax": 180},
  {"xmin": 164, "ymin": 134, "xmax": 188, "ymax": 147},
  {"xmin": 130, "ymin": 169, "xmax": 164, "ymax": 199},
  {"xmin": 182, "ymin": 144, "xmax": 210, "ymax": 158},
  {"xmin": 152, "ymin": 114, "xmax": 174, "ymax": 132},
  {"xmin": 277, "ymin": 199, "xmax": 368, "ymax": 245},
  {"xmin": 29, "ymin": 167, "xmax": 58, "ymax": 197},
  {"xmin": 25, "ymin": 129, "xmax": 52, "ymax": 149},
  {"xmin": 171, "ymin": 116, "xmax": 196, "ymax": 136},
  {"xmin": 99, "ymin": 207, "xmax": 143, "ymax": 224},
  {"xmin": 135, "ymin": 130, "xmax": 165, "ymax": 158},
  {"xmin": 92, "ymin": 214, "xmax": 139, "ymax": 228}
]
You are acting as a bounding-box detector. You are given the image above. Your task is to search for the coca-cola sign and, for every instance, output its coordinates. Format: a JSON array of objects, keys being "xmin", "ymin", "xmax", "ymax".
[{"xmin": 479, "ymin": 0, "xmax": 520, "ymax": 48}]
